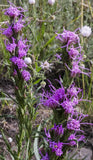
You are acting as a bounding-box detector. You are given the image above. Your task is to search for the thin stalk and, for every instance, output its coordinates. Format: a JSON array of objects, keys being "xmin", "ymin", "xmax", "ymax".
[{"xmin": 81, "ymin": 0, "xmax": 85, "ymax": 97}]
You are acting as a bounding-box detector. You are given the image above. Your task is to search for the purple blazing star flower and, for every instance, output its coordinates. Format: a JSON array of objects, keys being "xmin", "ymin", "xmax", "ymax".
[
  {"xmin": 55, "ymin": 53, "xmax": 62, "ymax": 60},
  {"xmin": 13, "ymin": 19, "xmax": 24, "ymax": 33},
  {"xmin": 13, "ymin": 69, "xmax": 17, "ymax": 76},
  {"xmin": 10, "ymin": 56, "xmax": 27, "ymax": 69},
  {"xmin": 61, "ymin": 100, "xmax": 74, "ymax": 114},
  {"xmin": 5, "ymin": 37, "xmax": 16, "ymax": 53},
  {"xmin": 67, "ymin": 118, "xmax": 80, "ymax": 131},
  {"xmin": 68, "ymin": 134, "xmax": 76, "ymax": 141},
  {"xmin": 2, "ymin": 26, "xmax": 13, "ymax": 38},
  {"xmin": 68, "ymin": 133, "xmax": 85, "ymax": 145},
  {"xmin": 18, "ymin": 38, "xmax": 28, "ymax": 49},
  {"xmin": 43, "ymin": 96, "xmax": 59, "ymax": 108},
  {"xmin": 44, "ymin": 128, "xmax": 51, "ymax": 139},
  {"xmin": 67, "ymin": 112, "xmax": 89, "ymax": 132},
  {"xmin": 18, "ymin": 49, "xmax": 27, "ymax": 58},
  {"xmin": 51, "ymin": 124, "xmax": 64, "ymax": 135},
  {"xmin": 65, "ymin": 60, "xmax": 91, "ymax": 77},
  {"xmin": 4, "ymin": 2, "xmax": 24, "ymax": 18},
  {"xmin": 40, "ymin": 152, "xmax": 49, "ymax": 160},
  {"xmin": 56, "ymin": 29, "xmax": 80, "ymax": 48},
  {"xmin": 49, "ymin": 141, "xmax": 63, "ymax": 156},
  {"xmin": 69, "ymin": 141, "xmax": 77, "ymax": 146},
  {"xmin": 22, "ymin": 70, "xmax": 31, "ymax": 81},
  {"xmin": 68, "ymin": 47, "xmax": 80, "ymax": 59},
  {"xmin": 40, "ymin": 82, "xmax": 65, "ymax": 109},
  {"xmin": 53, "ymin": 87, "xmax": 65, "ymax": 102},
  {"xmin": 67, "ymin": 84, "xmax": 82, "ymax": 97},
  {"xmin": 10, "ymin": 56, "xmax": 18, "ymax": 64}
]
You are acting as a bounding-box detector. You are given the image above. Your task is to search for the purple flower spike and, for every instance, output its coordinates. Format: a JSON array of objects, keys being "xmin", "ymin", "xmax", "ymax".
[
  {"xmin": 22, "ymin": 70, "xmax": 31, "ymax": 81},
  {"xmin": 2, "ymin": 26, "xmax": 13, "ymax": 38}
]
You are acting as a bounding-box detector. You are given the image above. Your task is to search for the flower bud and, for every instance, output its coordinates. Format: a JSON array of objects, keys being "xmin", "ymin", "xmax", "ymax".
[
  {"xmin": 48, "ymin": 0, "xmax": 55, "ymax": 5},
  {"xmin": 40, "ymin": 81, "xmax": 46, "ymax": 88},
  {"xmin": 29, "ymin": 0, "xmax": 35, "ymax": 4}
]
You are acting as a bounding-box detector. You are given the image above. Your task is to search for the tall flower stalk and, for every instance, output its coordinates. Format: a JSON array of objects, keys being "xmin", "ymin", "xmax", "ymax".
[
  {"xmin": 1, "ymin": 2, "xmax": 37, "ymax": 159},
  {"xmin": 39, "ymin": 29, "xmax": 92, "ymax": 160}
]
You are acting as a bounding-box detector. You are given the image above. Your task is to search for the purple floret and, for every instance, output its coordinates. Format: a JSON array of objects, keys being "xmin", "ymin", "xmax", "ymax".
[
  {"xmin": 68, "ymin": 47, "xmax": 80, "ymax": 59},
  {"xmin": 2, "ymin": 26, "xmax": 13, "ymax": 38},
  {"xmin": 40, "ymin": 85, "xmax": 65, "ymax": 109},
  {"xmin": 67, "ymin": 84, "xmax": 81, "ymax": 97},
  {"xmin": 18, "ymin": 38, "xmax": 28, "ymax": 49},
  {"xmin": 56, "ymin": 29, "xmax": 80, "ymax": 47},
  {"xmin": 40, "ymin": 152, "xmax": 50, "ymax": 160},
  {"xmin": 5, "ymin": 37, "xmax": 17, "ymax": 53},
  {"xmin": 4, "ymin": 2, "xmax": 24, "ymax": 18},
  {"xmin": 18, "ymin": 49, "xmax": 27, "ymax": 58},
  {"xmin": 61, "ymin": 100, "xmax": 74, "ymax": 114},
  {"xmin": 13, "ymin": 19, "xmax": 24, "ymax": 33},
  {"xmin": 51, "ymin": 124, "xmax": 64, "ymax": 135},
  {"xmin": 22, "ymin": 70, "xmax": 31, "ymax": 81},
  {"xmin": 67, "ymin": 119, "xmax": 80, "ymax": 131},
  {"xmin": 49, "ymin": 141, "xmax": 63, "ymax": 156},
  {"xmin": 10, "ymin": 57, "xmax": 27, "ymax": 69}
]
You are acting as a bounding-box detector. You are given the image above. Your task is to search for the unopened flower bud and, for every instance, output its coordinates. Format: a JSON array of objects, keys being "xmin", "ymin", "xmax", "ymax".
[
  {"xmin": 51, "ymin": 15, "xmax": 56, "ymax": 20},
  {"xmin": 83, "ymin": 55, "xmax": 87, "ymax": 59},
  {"xmin": 41, "ymin": 81, "xmax": 46, "ymax": 88},
  {"xmin": 24, "ymin": 57, "xmax": 32, "ymax": 64},
  {"xmin": 29, "ymin": 0, "xmax": 35, "ymax": 4},
  {"xmin": 48, "ymin": 0, "xmax": 55, "ymax": 5}
]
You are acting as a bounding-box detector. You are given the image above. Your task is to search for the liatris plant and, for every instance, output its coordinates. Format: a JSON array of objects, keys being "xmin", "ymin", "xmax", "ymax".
[
  {"xmin": 38, "ymin": 29, "xmax": 92, "ymax": 160},
  {"xmin": 0, "ymin": 1, "xmax": 41, "ymax": 159}
]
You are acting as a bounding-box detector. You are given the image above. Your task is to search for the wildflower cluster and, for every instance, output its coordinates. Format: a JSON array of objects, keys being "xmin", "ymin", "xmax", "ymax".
[
  {"xmin": 56, "ymin": 29, "xmax": 91, "ymax": 77},
  {"xmin": 1, "ymin": 1, "xmax": 31, "ymax": 81},
  {"xmin": 40, "ymin": 80, "xmax": 91, "ymax": 159}
]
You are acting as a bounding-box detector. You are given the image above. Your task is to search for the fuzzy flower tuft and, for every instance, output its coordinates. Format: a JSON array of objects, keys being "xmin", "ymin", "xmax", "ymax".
[
  {"xmin": 29, "ymin": 0, "xmax": 35, "ymax": 4},
  {"xmin": 80, "ymin": 26, "xmax": 92, "ymax": 37},
  {"xmin": 48, "ymin": 0, "xmax": 55, "ymax": 5}
]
